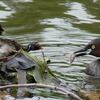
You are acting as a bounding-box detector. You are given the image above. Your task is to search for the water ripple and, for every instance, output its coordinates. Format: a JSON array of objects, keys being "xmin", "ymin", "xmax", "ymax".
[{"xmin": 64, "ymin": 2, "xmax": 100, "ymax": 23}]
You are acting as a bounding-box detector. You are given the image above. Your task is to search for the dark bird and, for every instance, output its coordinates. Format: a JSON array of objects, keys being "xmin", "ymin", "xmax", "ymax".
[
  {"xmin": 70, "ymin": 38, "xmax": 100, "ymax": 78},
  {"xmin": 0, "ymin": 24, "xmax": 4, "ymax": 35}
]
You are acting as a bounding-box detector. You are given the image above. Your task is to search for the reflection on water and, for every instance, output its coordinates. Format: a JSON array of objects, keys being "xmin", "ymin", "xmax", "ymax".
[
  {"xmin": 0, "ymin": 1, "xmax": 11, "ymax": 10},
  {"xmin": 14, "ymin": 0, "xmax": 33, "ymax": 3},
  {"xmin": 0, "ymin": 0, "xmax": 100, "ymax": 99},
  {"xmin": 0, "ymin": 1, "xmax": 15, "ymax": 20},
  {"xmin": 64, "ymin": 2, "xmax": 100, "ymax": 23}
]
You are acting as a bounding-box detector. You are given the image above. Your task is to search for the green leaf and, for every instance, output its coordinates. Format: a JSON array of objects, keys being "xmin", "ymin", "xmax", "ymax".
[{"xmin": 20, "ymin": 50, "xmax": 60, "ymax": 85}]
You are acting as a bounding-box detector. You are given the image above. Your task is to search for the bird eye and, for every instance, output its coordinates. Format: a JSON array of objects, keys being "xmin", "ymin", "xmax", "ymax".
[{"xmin": 91, "ymin": 45, "xmax": 95, "ymax": 49}]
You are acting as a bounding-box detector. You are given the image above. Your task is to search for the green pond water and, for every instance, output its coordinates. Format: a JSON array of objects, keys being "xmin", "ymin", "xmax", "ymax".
[{"xmin": 0, "ymin": 0, "xmax": 100, "ymax": 100}]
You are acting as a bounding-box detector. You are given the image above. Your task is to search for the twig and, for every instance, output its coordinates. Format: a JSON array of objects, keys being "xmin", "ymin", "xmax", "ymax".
[
  {"xmin": 0, "ymin": 83, "xmax": 83, "ymax": 100},
  {"xmin": 41, "ymin": 50, "xmax": 46, "ymax": 63}
]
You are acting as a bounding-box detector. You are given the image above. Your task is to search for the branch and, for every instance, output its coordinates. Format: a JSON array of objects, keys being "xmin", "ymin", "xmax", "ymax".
[{"xmin": 0, "ymin": 83, "xmax": 83, "ymax": 100}]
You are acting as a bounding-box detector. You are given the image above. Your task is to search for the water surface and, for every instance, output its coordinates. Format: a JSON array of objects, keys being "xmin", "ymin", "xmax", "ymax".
[{"xmin": 0, "ymin": 0, "xmax": 100, "ymax": 99}]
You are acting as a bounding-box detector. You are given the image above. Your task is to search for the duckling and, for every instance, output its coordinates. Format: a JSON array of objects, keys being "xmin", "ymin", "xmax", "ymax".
[
  {"xmin": 0, "ymin": 38, "xmax": 42, "ymax": 58},
  {"xmin": 70, "ymin": 38, "xmax": 100, "ymax": 78},
  {"xmin": 0, "ymin": 38, "xmax": 21, "ymax": 57}
]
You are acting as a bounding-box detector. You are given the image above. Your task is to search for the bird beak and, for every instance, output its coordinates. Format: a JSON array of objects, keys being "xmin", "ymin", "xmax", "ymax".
[{"xmin": 70, "ymin": 47, "xmax": 91, "ymax": 64}]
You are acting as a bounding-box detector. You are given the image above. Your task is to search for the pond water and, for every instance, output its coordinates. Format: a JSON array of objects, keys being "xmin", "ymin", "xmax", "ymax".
[{"xmin": 0, "ymin": 0, "xmax": 100, "ymax": 100}]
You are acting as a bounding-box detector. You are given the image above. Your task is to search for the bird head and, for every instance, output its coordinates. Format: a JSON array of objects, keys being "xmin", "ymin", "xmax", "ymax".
[{"xmin": 70, "ymin": 38, "xmax": 100, "ymax": 63}]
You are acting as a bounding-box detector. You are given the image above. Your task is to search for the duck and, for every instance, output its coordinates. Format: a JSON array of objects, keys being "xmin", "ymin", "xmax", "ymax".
[{"xmin": 70, "ymin": 38, "xmax": 100, "ymax": 78}]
